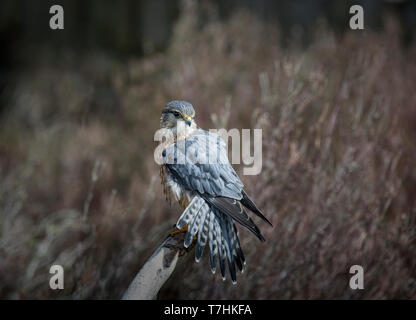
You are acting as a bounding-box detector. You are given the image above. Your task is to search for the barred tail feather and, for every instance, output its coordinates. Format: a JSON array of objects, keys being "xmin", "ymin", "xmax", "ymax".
[
  {"xmin": 184, "ymin": 204, "xmax": 204, "ymax": 248},
  {"xmin": 176, "ymin": 196, "xmax": 246, "ymax": 283},
  {"xmin": 177, "ymin": 196, "xmax": 205, "ymax": 229},
  {"xmin": 227, "ymin": 218, "xmax": 244, "ymax": 273},
  {"xmin": 217, "ymin": 213, "xmax": 234, "ymax": 283},
  {"xmin": 234, "ymin": 224, "xmax": 246, "ymax": 270},
  {"xmin": 208, "ymin": 210, "xmax": 218, "ymax": 273},
  {"xmin": 195, "ymin": 203, "xmax": 210, "ymax": 262},
  {"xmin": 214, "ymin": 215, "xmax": 227, "ymax": 280}
]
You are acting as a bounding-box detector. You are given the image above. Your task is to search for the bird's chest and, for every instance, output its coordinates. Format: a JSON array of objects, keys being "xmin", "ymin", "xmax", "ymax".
[{"xmin": 160, "ymin": 165, "xmax": 191, "ymax": 209}]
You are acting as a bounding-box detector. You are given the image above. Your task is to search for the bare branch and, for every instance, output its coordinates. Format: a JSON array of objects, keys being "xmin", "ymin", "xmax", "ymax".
[{"xmin": 122, "ymin": 232, "xmax": 191, "ymax": 300}]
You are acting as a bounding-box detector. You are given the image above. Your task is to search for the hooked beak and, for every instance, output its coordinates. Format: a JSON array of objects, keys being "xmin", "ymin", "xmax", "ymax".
[{"xmin": 184, "ymin": 116, "xmax": 192, "ymax": 127}]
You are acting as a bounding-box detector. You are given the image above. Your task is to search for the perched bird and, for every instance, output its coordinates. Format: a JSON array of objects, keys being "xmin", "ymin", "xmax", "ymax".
[{"xmin": 159, "ymin": 100, "xmax": 272, "ymax": 284}]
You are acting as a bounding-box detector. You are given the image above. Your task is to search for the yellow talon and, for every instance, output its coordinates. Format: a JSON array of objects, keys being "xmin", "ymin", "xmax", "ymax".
[{"xmin": 170, "ymin": 225, "xmax": 188, "ymax": 236}]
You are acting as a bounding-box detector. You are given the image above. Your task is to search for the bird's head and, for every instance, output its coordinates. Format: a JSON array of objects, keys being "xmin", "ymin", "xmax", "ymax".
[{"xmin": 160, "ymin": 100, "xmax": 197, "ymax": 137}]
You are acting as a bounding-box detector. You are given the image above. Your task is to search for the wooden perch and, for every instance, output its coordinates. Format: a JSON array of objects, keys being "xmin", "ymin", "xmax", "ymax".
[{"xmin": 122, "ymin": 232, "xmax": 192, "ymax": 300}]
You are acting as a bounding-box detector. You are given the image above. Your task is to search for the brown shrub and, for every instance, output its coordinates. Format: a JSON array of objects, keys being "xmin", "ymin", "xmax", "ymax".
[{"xmin": 0, "ymin": 6, "xmax": 415, "ymax": 299}]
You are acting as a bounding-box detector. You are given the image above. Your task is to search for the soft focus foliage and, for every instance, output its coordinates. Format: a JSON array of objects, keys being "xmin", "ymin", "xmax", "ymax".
[{"xmin": 1, "ymin": 5, "xmax": 416, "ymax": 299}]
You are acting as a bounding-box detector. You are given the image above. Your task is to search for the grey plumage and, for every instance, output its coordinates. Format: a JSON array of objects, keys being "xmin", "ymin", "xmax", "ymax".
[
  {"xmin": 165, "ymin": 100, "xmax": 195, "ymax": 117},
  {"xmin": 177, "ymin": 196, "xmax": 203, "ymax": 229},
  {"xmin": 208, "ymin": 211, "xmax": 218, "ymax": 273},
  {"xmin": 160, "ymin": 101, "xmax": 272, "ymax": 283},
  {"xmin": 195, "ymin": 204, "xmax": 209, "ymax": 262},
  {"xmin": 164, "ymin": 129, "xmax": 244, "ymax": 199}
]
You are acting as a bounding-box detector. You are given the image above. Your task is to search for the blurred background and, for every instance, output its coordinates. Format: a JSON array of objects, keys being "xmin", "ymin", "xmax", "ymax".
[{"xmin": 1, "ymin": 0, "xmax": 416, "ymax": 299}]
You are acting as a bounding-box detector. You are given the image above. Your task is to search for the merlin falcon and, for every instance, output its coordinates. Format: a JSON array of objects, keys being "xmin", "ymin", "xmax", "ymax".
[{"xmin": 159, "ymin": 100, "xmax": 272, "ymax": 284}]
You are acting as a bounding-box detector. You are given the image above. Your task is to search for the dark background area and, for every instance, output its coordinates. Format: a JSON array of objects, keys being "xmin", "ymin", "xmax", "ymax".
[
  {"xmin": 1, "ymin": 0, "xmax": 416, "ymax": 113},
  {"xmin": 1, "ymin": 0, "xmax": 416, "ymax": 54},
  {"xmin": 1, "ymin": 1, "xmax": 416, "ymax": 107}
]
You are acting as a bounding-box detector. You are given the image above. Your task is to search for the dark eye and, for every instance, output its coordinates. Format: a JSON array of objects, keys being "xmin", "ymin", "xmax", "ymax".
[{"xmin": 172, "ymin": 111, "xmax": 180, "ymax": 118}]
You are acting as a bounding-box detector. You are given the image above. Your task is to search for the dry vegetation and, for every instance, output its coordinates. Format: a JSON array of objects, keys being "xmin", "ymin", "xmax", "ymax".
[{"xmin": 1, "ymin": 4, "xmax": 416, "ymax": 299}]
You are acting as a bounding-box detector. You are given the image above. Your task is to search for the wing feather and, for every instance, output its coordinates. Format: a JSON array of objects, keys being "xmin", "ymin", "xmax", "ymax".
[
  {"xmin": 201, "ymin": 195, "xmax": 266, "ymax": 242},
  {"xmin": 241, "ymin": 190, "xmax": 273, "ymax": 226},
  {"xmin": 164, "ymin": 129, "xmax": 244, "ymax": 199}
]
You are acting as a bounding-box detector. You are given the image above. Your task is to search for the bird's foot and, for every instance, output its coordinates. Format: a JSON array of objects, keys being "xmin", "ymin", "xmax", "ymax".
[{"xmin": 170, "ymin": 225, "xmax": 188, "ymax": 236}]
